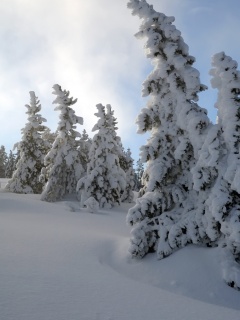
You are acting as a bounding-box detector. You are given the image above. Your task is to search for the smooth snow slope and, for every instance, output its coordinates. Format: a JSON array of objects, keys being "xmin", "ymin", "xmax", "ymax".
[{"xmin": 0, "ymin": 188, "xmax": 239, "ymax": 320}]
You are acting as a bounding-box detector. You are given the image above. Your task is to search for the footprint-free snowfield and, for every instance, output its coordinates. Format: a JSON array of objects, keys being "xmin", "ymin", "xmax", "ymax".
[{"xmin": 0, "ymin": 189, "xmax": 239, "ymax": 320}]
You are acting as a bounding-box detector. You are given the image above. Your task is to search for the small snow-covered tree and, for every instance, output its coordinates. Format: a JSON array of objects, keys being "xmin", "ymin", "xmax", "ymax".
[
  {"xmin": 78, "ymin": 129, "xmax": 92, "ymax": 172},
  {"xmin": 40, "ymin": 84, "xmax": 84, "ymax": 202},
  {"xmin": 0, "ymin": 145, "xmax": 8, "ymax": 177},
  {"xmin": 126, "ymin": 0, "xmax": 211, "ymax": 259},
  {"xmin": 5, "ymin": 150, "xmax": 16, "ymax": 178},
  {"xmin": 5, "ymin": 92, "xmax": 48, "ymax": 193},
  {"xmin": 77, "ymin": 104, "xmax": 126, "ymax": 208},
  {"xmin": 135, "ymin": 158, "xmax": 144, "ymax": 191},
  {"xmin": 75, "ymin": 129, "xmax": 92, "ymax": 201},
  {"xmin": 121, "ymin": 148, "xmax": 136, "ymax": 203}
]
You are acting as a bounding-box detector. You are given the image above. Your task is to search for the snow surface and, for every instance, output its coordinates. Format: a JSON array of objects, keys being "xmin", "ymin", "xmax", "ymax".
[{"xmin": 0, "ymin": 179, "xmax": 239, "ymax": 320}]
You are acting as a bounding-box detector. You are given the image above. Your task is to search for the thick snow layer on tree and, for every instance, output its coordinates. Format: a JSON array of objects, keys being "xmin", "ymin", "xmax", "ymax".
[{"xmin": 0, "ymin": 187, "xmax": 239, "ymax": 320}]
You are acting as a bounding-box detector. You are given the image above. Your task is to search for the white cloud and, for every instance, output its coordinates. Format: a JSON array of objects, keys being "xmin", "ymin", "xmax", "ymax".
[
  {"xmin": 0, "ymin": 0, "xmax": 147, "ymax": 160},
  {"xmin": 0, "ymin": 0, "xmax": 240, "ymax": 162}
]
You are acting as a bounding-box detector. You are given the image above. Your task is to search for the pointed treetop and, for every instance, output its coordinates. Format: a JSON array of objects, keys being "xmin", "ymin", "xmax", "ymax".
[
  {"xmin": 92, "ymin": 103, "xmax": 107, "ymax": 132},
  {"xmin": 128, "ymin": 0, "xmax": 207, "ymax": 102},
  {"xmin": 52, "ymin": 84, "xmax": 83, "ymax": 126},
  {"xmin": 106, "ymin": 104, "xmax": 118, "ymax": 131},
  {"xmin": 25, "ymin": 91, "xmax": 44, "ymax": 117},
  {"xmin": 52, "ymin": 84, "xmax": 78, "ymax": 108}
]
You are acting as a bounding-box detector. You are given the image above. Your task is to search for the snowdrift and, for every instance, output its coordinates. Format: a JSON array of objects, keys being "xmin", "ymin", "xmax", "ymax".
[{"xmin": 0, "ymin": 188, "xmax": 239, "ymax": 320}]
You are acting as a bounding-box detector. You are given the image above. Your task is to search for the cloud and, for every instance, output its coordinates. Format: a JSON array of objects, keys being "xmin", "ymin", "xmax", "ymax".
[
  {"xmin": 0, "ymin": 0, "xmax": 148, "ymax": 160},
  {"xmin": 0, "ymin": 0, "xmax": 240, "ymax": 163}
]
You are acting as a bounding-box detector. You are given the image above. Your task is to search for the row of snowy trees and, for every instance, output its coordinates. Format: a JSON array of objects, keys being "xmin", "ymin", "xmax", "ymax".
[
  {"xmin": 4, "ymin": 85, "xmax": 142, "ymax": 207},
  {"xmin": 126, "ymin": 0, "xmax": 240, "ymax": 290}
]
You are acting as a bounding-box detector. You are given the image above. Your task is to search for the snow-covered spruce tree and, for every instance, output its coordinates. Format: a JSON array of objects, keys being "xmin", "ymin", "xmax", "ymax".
[
  {"xmin": 205, "ymin": 52, "xmax": 240, "ymax": 289},
  {"xmin": 40, "ymin": 84, "xmax": 84, "ymax": 202},
  {"xmin": 135, "ymin": 158, "xmax": 144, "ymax": 191},
  {"xmin": 77, "ymin": 104, "xmax": 126, "ymax": 209},
  {"xmin": 75, "ymin": 129, "xmax": 92, "ymax": 201},
  {"xmin": 78, "ymin": 129, "xmax": 92, "ymax": 172},
  {"xmin": 121, "ymin": 148, "xmax": 136, "ymax": 203},
  {"xmin": 0, "ymin": 145, "xmax": 8, "ymax": 177},
  {"xmin": 126, "ymin": 0, "xmax": 211, "ymax": 259},
  {"xmin": 5, "ymin": 92, "xmax": 48, "ymax": 193},
  {"xmin": 5, "ymin": 150, "xmax": 16, "ymax": 178}
]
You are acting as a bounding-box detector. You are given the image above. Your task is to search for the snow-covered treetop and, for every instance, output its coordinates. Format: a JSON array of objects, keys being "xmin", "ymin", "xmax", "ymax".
[
  {"xmin": 92, "ymin": 103, "xmax": 106, "ymax": 132},
  {"xmin": 106, "ymin": 104, "xmax": 118, "ymax": 131},
  {"xmin": 53, "ymin": 84, "xmax": 77, "ymax": 107},
  {"xmin": 25, "ymin": 91, "xmax": 43, "ymax": 115},
  {"xmin": 129, "ymin": 0, "xmax": 210, "ymax": 156},
  {"xmin": 128, "ymin": 0, "xmax": 207, "ymax": 102},
  {"xmin": 24, "ymin": 91, "xmax": 47, "ymax": 134},
  {"xmin": 52, "ymin": 84, "xmax": 83, "ymax": 137},
  {"xmin": 81, "ymin": 129, "xmax": 90, "ymax": 141},
  {"xmin": 92, "ymin": 103, "xmax": 119, "ymax": 133}
]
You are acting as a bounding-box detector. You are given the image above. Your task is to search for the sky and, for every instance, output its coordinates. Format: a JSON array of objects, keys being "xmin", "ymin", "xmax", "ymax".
[{"xmin": 0, "ymin": 0, "xmax": 240, "ymax": 163}]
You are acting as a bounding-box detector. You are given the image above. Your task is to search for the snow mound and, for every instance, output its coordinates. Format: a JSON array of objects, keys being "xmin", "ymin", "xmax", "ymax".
[{"xmin": 98, "ymin": 239, "xmax": 240, "ymax": 310}]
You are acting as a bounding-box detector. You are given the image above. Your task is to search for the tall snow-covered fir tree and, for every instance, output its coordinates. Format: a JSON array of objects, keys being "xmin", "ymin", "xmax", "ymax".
[
  {"xmin": 77, "ymin": 104, "xmax": 126, "ymax": 209},
  {"xmin": 40, "ymin": 84, "xmax": 84, "ymax": 202},
  {"xmin": 126, "ymin": 0, "xmax": 211, "ymax": 259},
  {"xmin": 5, "ymin": 92, "xmax": 48, "ymax": 193},
  {"xmin": 121, "ymin": 148, "xmax": 136, "ymax": 203}
]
